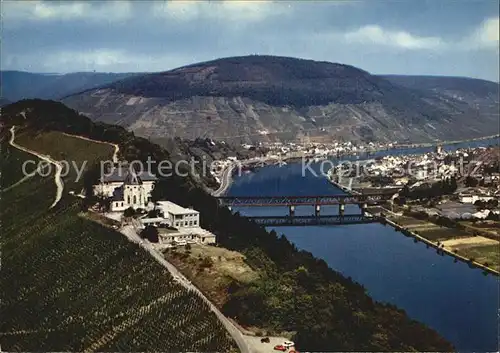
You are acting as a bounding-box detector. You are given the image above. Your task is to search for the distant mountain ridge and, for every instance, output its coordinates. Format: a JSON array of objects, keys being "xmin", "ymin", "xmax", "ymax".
[
  {"xmin": 1, "ymin": 70, "xmax": 139, "ymax": 102},
  {"xmin": 4, "ymin": 56, "xmax": 498, "ymax": 144},
  {"xmin": 62, "ymin": 55, "xmax": 499, "ymax": 144}
]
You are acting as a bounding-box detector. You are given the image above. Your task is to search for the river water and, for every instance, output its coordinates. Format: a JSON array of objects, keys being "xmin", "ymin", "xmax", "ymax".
[{"xmin": 228, "ymin": 138, "xmax": 499, "ymax": 352}]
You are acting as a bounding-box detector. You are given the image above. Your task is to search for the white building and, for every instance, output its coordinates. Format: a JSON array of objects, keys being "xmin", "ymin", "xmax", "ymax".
[
  {"xmin": 159, "ymin": 228, "xmax": 216, "ymax": 245},
  {"xmin": 459, "ymin": 194, "xmax": 495, "ymax": 204},
  {"xmin": 93, "ymin": 166, "xmax": 157, "ymax": 212},
  {"xmin": 155, "ymin": 201, "xmax": 200, "ymax": 228}
]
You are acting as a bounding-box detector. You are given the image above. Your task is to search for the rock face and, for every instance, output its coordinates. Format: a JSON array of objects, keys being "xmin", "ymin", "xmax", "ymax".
[{"xmin": 62, "ymin": 55, "xmax": 499, "ymax": 144}]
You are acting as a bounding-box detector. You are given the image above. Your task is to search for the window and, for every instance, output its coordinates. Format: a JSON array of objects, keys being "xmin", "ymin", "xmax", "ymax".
[
  {"xmin": 133, "ymin": 195, "xmax": 137, "ymax": 204},
  {"xmin": 121, "ymin": 202, "xmax": 123, "ymax": 207},
  {"xmin": 127, "ymin": 196, "xmax": 131, "ymax": 204}
]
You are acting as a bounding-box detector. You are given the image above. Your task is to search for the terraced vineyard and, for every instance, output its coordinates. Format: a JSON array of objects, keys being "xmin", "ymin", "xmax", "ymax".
[
  {"xmin": 15, "ymin": 129, "xmax": 115, "ymax": 190},
  {"xmin": 0, "ymin": 137, "xmax": 40, "ymax": 189},
  {"xmin": 0, "ymin": 142, "xmax": 236, "ymax": 351}
]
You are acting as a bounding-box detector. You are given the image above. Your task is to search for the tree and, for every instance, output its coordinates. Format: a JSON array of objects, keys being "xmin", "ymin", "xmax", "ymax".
[
  {"xmin": 148, "ymin": 209, "xmax": 160, "ymax": 218},
  {"xmin": 465, "ymin": 176, "xmax": 478, "ymax": 187},
  {"xmin": 140, "ymin": 225, "xmax": 159, "ymax": 243},
  {"xmin": 123, "ymin": 207, "xmax": 135, "ymax": 218}
]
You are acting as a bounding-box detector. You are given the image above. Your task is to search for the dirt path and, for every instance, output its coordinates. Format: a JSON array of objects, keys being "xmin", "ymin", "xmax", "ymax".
[
  {"xmin": 62, "ymin": 132, "xmax": 120, "ymax": 163},
  {"xmin": 9, "ymin": 126, "xmax": 64, "ymax": 208}
]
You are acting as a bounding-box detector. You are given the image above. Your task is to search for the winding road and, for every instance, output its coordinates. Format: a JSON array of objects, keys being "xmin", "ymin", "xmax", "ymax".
[
  {"xmin": 212, "ymin": 163, "xmax": 236, "ymax": 197},
  {"xmin": 9, "ymin": 126, "xmax": 64, "ymax": 208}
]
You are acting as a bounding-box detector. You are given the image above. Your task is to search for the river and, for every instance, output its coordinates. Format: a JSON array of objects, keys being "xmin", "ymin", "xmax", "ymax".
[{"xmin": 228, "ymin": 137, "xmax": 499, "ymax": 352}]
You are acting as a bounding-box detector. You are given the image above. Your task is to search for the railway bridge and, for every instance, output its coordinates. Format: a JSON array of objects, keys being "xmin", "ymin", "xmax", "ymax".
[{"xmin": 216, "ymin": 193, "xmax": 394, "ymax": 226}]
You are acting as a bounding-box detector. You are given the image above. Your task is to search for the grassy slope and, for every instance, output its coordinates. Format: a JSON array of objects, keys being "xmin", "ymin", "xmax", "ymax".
[
  {"xmin": 0, "ymin": 137, "xmax": 39, "ymax": 189},
  {"xmin": 0, "ymin": 136, "xmax": 235, "ymax": 352},
  {"xmin": 14, "ymin": 130, "xmax": 115, "ymax": 190}
]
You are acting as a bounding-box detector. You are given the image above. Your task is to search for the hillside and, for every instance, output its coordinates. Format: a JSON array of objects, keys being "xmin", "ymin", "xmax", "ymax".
[
  {"xmin": 0, "ymin": 99, "xmax": 456, "ymax": 351},
  {"xmin": 1, "ymin": 71, "xmax": 137, "ymax": 102},
  {"xmin": 63, "ymin": 55, "xmax": 499, "ymax": 144},
  {"xmin": 381, "ymin": 75, "xmax": 499, "ymax": 118},
  {"xmin": 0, "ymin": 124, "xmax": 235, "ymax": 351}
]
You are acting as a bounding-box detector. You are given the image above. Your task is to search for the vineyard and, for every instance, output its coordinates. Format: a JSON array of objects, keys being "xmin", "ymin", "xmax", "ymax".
[
  {"xmin": 14, "ymin": 130, "xmax": 115, "ymax": 189},
  {"xmin": 1, "ymin": 162, "xmax": 235, "ymax": 351},
  {"xmin": 0, "ymin": 137, "xmax": 40, "ymax": 189}
]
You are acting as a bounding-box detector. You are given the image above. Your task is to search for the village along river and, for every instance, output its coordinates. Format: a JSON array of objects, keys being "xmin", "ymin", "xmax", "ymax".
[{"xmin": 227, "ymin": 137, "xmax": 499, "ymax": 352}]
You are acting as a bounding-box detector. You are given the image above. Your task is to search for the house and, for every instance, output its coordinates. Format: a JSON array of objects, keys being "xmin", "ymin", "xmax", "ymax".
[
  {"xmin": 459, "ymin": 193, "xmax": 495, "ymax": 204},
  {"xmin": 93, "ymin": 165, "xmax": 157, "ymax": 212},
  {"xmin": 155, "ymin": 201, "xmax": 200, "ymax": 228},
  {"xmin": 159, "ymin": 229, "xmax": 216, "ymax": 245},
  {"xmin": 140, "ymin": 217, "xmax": 170, "ymax": 228}
]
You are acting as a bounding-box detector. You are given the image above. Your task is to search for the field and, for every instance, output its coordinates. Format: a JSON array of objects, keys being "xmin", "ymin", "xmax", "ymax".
[
  {"xmin": 388, "ymin": 215, "xmax": 470, "ymax": 241},
  {"xmin": 386, "ymin": 214, "xmax": 499, "ymax": 273},
  {"xmin": 0, "ymin": 136, "xmax": 236, "ymax": 351},
  {"xmin": 0, "ymin": 138, "xmax": 40, "ymax": 189},
  {"xmin": 164, "ymin": 244, "xmax": 260, "ymax": 308},
  {"xmin": 15, "ymin": 130, "xmax": 115, "ymax": 190},
  {"xmin": 455, "ymin": 244, "xmax": 500, "ymax": 272}
]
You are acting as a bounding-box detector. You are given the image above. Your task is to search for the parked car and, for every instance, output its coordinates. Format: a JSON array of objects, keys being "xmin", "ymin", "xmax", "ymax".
[
  {"xmin": 261, "ymin": 337, "xmax": 270, "ymax": 343},
  {"xmin": 283, "ymin": 341, "xmax": 295, "ymax": 348},
  {"xmin": 274, "ymin": 345, "xmax": 287, "ymax": 351}
]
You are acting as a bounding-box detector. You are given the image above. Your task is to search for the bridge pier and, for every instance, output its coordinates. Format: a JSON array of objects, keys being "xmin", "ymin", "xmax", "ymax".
[
  {"xmin": 289, "ymin": 205, "xmax": 295, "ymax": 217},
  {"xmin": 315, "ymin": 204, "xmax": 321, "ymax": 217},
  {"xmin": 339, "ymin": 203, "xmax": 345, "ymax": 218}
]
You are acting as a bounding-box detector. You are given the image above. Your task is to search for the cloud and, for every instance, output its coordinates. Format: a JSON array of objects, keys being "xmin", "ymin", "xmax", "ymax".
[
  {"xmin": 3, "ymin": 1, "xmax": 132, "ymax": 24},
  {"xmin": 343, "ymin": 25, "xmax": 444, "ymax": 50},
  {"xmin": 465, "ymin": 17, "xmax": 499, "ymax": 50},
  {"xmin": 153, "ymin": 0, "xmax": 288, "ymax": 23},
  {"xmin": 3, "ymin": 49, "xmax": 196, "ymax": 73}
]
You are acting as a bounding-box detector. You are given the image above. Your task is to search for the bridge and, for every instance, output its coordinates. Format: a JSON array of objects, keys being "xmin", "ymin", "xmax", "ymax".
[
  {"xmin": 216, "ymin": 193, "xmax": 393, "ymax": 226},
  {"xmin": 245, "ymin": 214, "xmax": 380, "ymax": 227}
]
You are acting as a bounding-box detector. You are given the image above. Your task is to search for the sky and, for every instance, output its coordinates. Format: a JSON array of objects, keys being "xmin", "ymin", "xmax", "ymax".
[{"xmin": 2, "ymin": 0, "xmax": 499, "ymax": 81}]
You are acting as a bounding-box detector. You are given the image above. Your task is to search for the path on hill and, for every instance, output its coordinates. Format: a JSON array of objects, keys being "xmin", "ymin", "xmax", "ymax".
[
  {"xmin": 120, "ymin": 223, "xmax": 250, "ymax": 353},
  {"xmin": 9, "ymin": 126, "xmax": 64, "ymax": 208},
  {"xmin": 1, "ymin": 163, "xmax": 50, "ymax": 193},
  {"xmin": 62, "ymin": 133, "xmax": 120, "ymax": 163}
]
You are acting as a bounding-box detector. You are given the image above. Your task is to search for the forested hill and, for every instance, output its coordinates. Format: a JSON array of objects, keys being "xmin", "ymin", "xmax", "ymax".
[
  {"xmin": 63, "ymin": 55, "xmax": 497, "ymax": 144},
  {"xmin": 1, "ymin": 99, "xmax": 454, "ymax": 351}
]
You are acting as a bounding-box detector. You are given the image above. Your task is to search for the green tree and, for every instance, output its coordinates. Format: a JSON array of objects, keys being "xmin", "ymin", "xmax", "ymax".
[
  {"xmin": 140, "ymin": 225, "xmax": 159, "ymax": 243},
  {"xmin": 123, "ymin": 207, "xmax": 135, "ymax": 218}
]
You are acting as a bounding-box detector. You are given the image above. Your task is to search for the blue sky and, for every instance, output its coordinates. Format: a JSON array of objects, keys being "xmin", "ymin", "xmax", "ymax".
[{"xmin": 2, "ymin": 0, "xmax": 499, "ymax": 81}]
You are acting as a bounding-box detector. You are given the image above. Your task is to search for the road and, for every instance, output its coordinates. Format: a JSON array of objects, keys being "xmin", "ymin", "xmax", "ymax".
[
  {"xmin": 212, "ymin": 163, "xmax": 236, "ymax": 197},
  {"xmin": 9, "ymin": 126, "xmax": 64, "ymax": 208},
  {"xmin": 120, "ymin": 222, "xmax": 250, "ymax": 353},
  {"xmin": 62, "ymin": 132, "xmax": 120, "ymax": 163}
]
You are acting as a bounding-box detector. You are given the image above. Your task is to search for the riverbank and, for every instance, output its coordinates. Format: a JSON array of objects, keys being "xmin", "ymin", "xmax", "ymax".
[
  {"xmin": 329, "ymin": 174, "xmax": 499, "ymax": 275},
  {"xmin": 379, "ymin": 214, "xmax": 499, "ymax": 276},
  {"xmin": 393, "ymin": 133, "xmax": 500, "ymax": 149}
]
